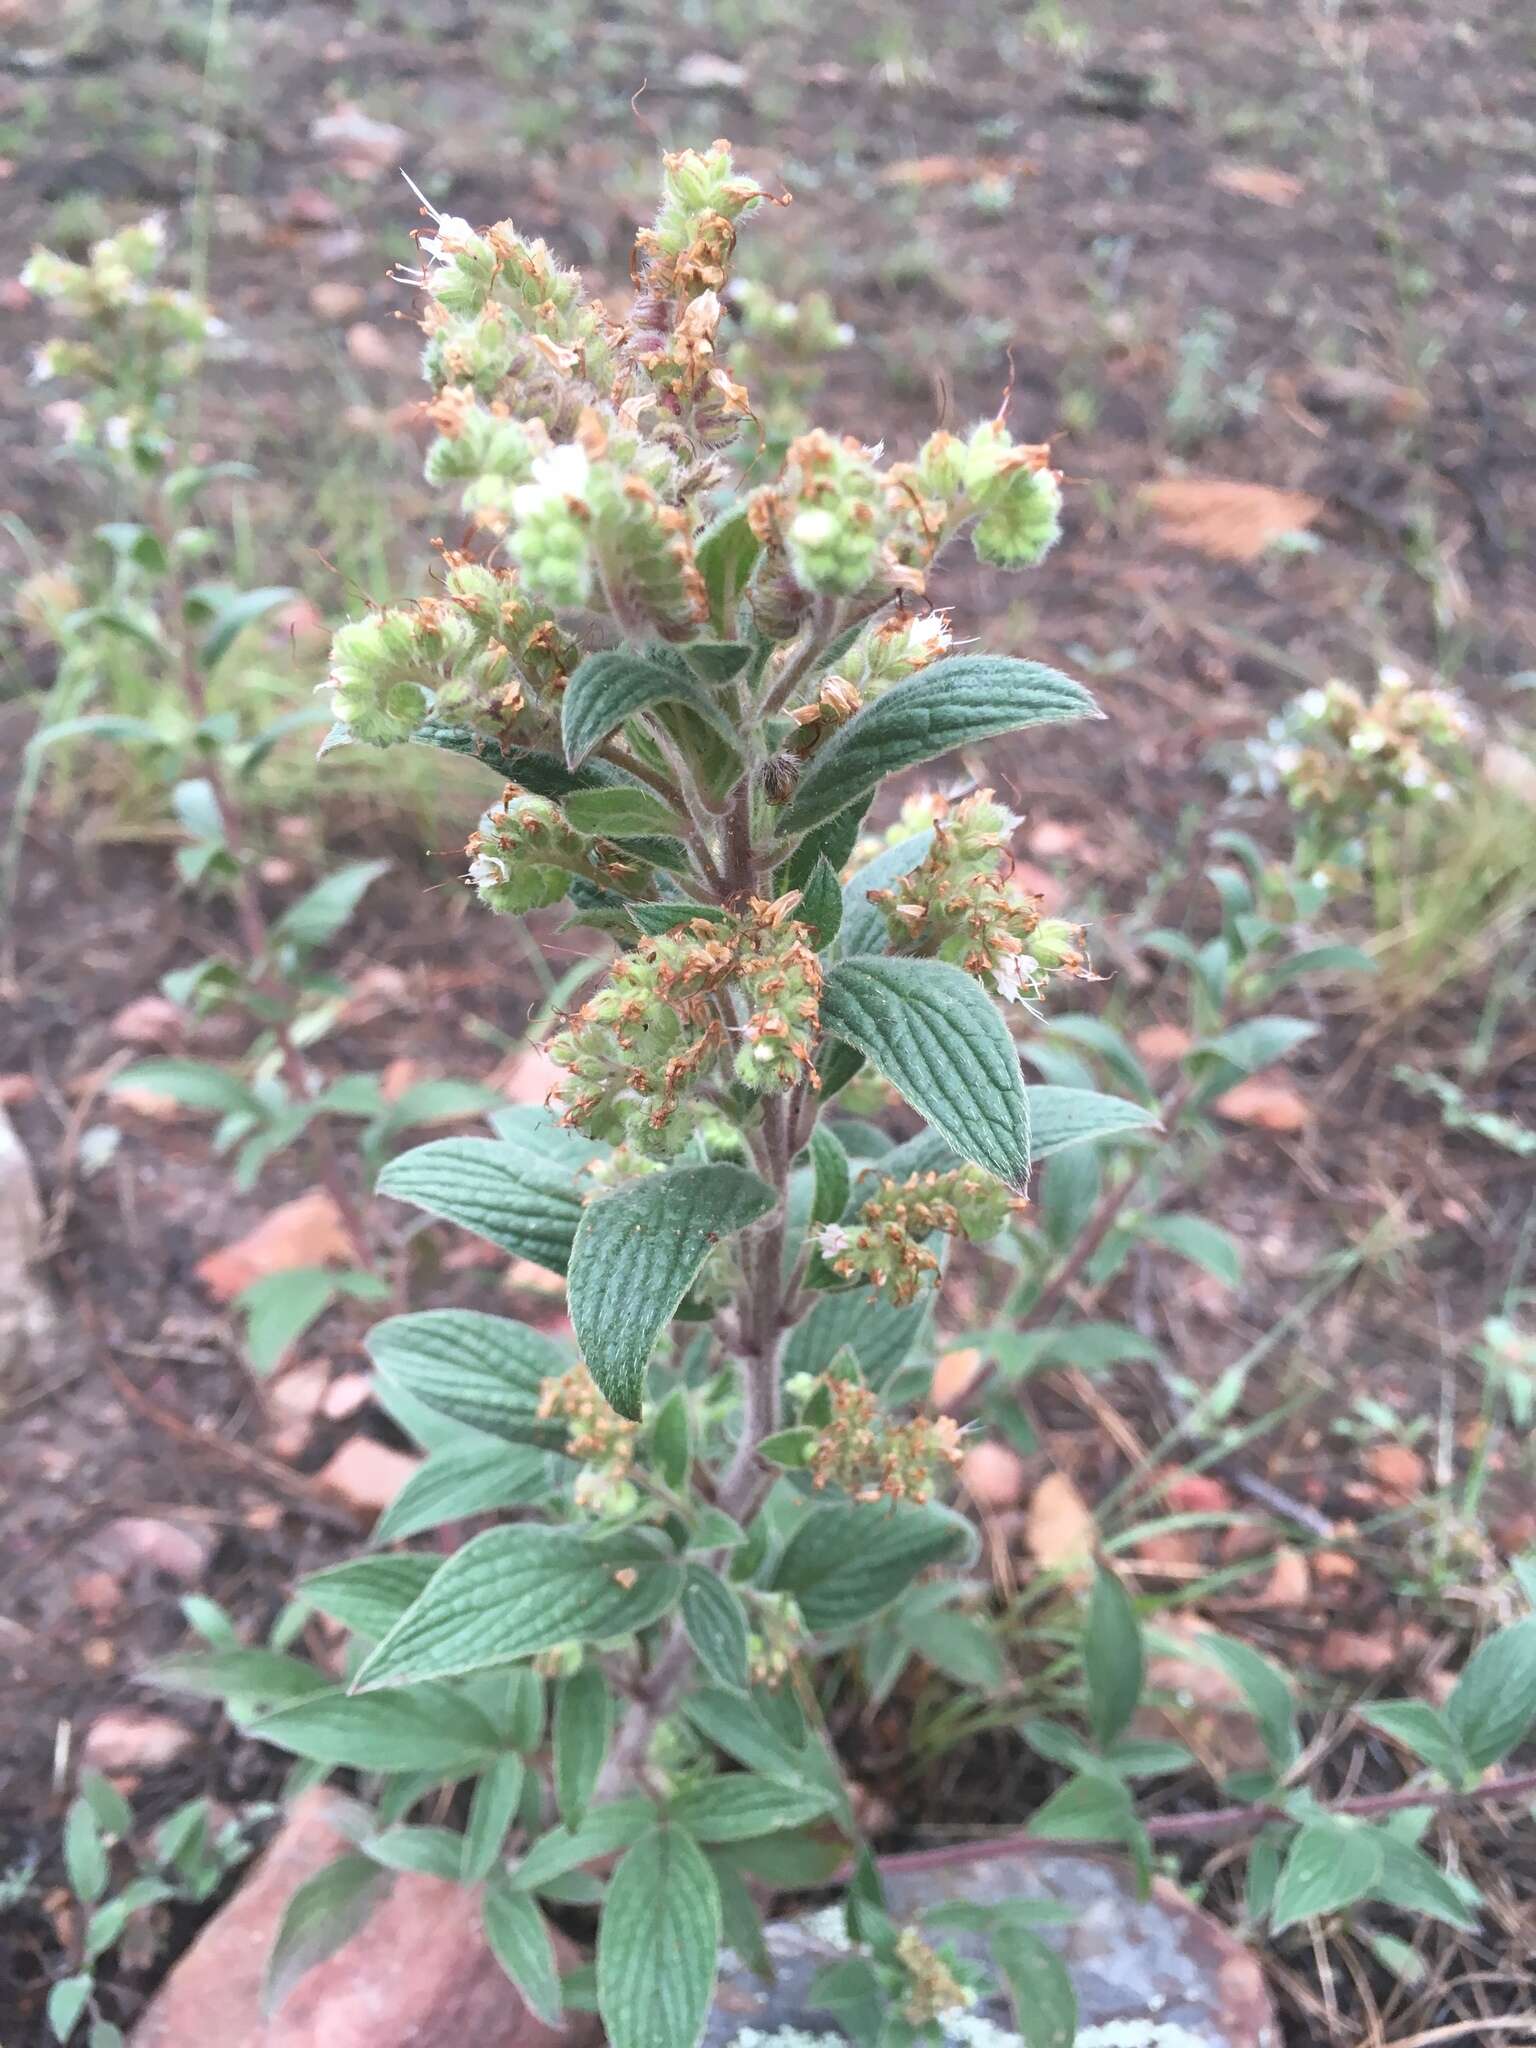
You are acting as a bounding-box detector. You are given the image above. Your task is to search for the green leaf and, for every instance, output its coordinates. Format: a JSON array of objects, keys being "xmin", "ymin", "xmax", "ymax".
[
  {"xmin": 597, "ymin": 1824, "xmax": 721, "ymax": 2048},
  {"xmin": 1025, "ymin": 1085, "xmax": 1159, "ymax": 1160},
  {"xmin": 1444, "ymin": 1617, "xmax": 1536, "ymax": 1769},
  {"xmin": 568, "ymin": 1163, "xmax": 776, "ymax": 1419},
  {"xmin": 837, "ymin": 828, "xmax": 936, "ymax": 958},
  {"xmin": 1136, "ymin": 1213, "xmax": 1243, "ymax": 1289},
  {"xmin": 359, "ymin": 1825, "xmax": 464, "ymax": 1879},
  {"xmin": 412, "ymin": 723, "xmax": 615, "ymax": 798},
  {"xmin": 63, "ymin": 1799, "xmax": 109, "ymax": 1904},
  {"xmin": 683, "ymin": 638, "xmax": 753, "ymax": 684},
  {"xmin": 695, "ymin": 507, "xmax": 760, "ymax": 634},
  {"xmin": 668, "ymin": 1774, "xmax": 837, "ymax": 1843},
  {"xmin": 106, "ymin": 1058, "xmax": 261, "ymax": 1119},
  {"xmin": 483, "ymin": 1877, "xmax": 564, "ymax": 2028},
  {"xmin": 462, "ymin": 1754, "xmax": 526, "ymax": 1882},
  {"xmin": 628, "ymin": 900, "xmax": 731, "ymax": 937},
  {"xmin": 76, "ymin": 1771, "xmax": 132, "ymax": 1840},
  {"xmin": 902, "ymin": 1608, "xmax": 1006, "ymax": 1691},
  {"xmin": 373, "ymin": 1439, "xmax": 551, "ymax": 1544},
  {"xmin": 375, "ymin": 1136, "xmax": 587, "ymax": 1276},
  {"xmin": 296, "ymin": 1554, "xmax": 440, "ymax": 1639},
  {"xmin": 237, "ymin": 1267, "xmax": 339, "ymax": 1376},
  {"xmin": 808, "ymin": 1123, "xmax": 852, "ymax": 1228},
  {"xmin": 147, "ymin": 1647, "xmax": 330, "ymax": 1716},
  {"xmin": 1028, "ymin": 1768, "xmax": 1138, "ymax": 1845},
  {"xmin": 366, "ymin": 1308, "xmax": 571, "ymax": 1450},
  {"xmin": 1271, "ymin": 1819, "xmax": 1383, "ymax": 1933},
  {"xmin": 554, "ymin": 1665, "xmax": 613, "ymax": 1829},
  {"xmin": 249, "ymin": 1685, "xmax": 503, "ymax": 1771},
  {"xmin": 1193, "ymin": 1016, "xmax": 1317, "ymax": 1081},
  {"xmin": 781, "ymin": 1287, "xmax": 931, "ymax": 1387},
  {"xmin": 821, "ymin": 955, "xmax": 1030, "ymax": 1185},
  {"xmin": 1359, "ymin": 1701, "xmax": 1468, "ymax": 1785},
  {"xmin": 993, "ymin": 1925, "xmax": 1078, "ymax": 2048},
  {"xmin": 680, "ymin": 1567, "xmax": 751, "ymax": 1692},
  {"xmin": 682, "ymin": 1689, "xmax": 805, "ymax": 1786},
  {"xmin": 353, "ymin": 1527, "xmax": 683, "ymax": 1689},
  {"xmin": 799, "ymin": 853, "xmax": 844, "ymax": 951},
  {"xmin": 1184, "ymin": 1632, "xmax": 1298, "ymax": 1774},
  {"xmin": 650, "ymin": 1387, "xmax": 693, "ymax": 1492},
  {"xmin": 1370, "ymin": 1834, "xmax": 1481, "ymax": 1931},
  {"xmin": 1084, "ymin": 1565, "xmax": 1144, "ymax": 1749},
  {"xmin": 772, "ymin": 1503, "xmax": 976, "ymax": 1630},
  {"xmin": 562, "ymin": 650, "xmax": 736, "ymax": 770},
  {"xmin": 808, "ymin": 1957, "xmax": 885, "ymax": 2047},
  {"xmin": 563, "ymin": 785, "xmax": 684, "ymax": 837},
  {"xmin": 778, "ymin": 794, "xmax": 874, "ymax": 897},
  {"xmin": 509, "ymin": 1799, "xmax": 655, "ymax": 1893},
  {"xmin": 272, "ymin": 858, "xmax": 389, "ymax": 952},
  {"xmin": 264, "ymin": 1853, "xmax": 386, "ymax": 2013},
  {"xmin": 199, "ymin": 585, "xmax": 295, "ymax": 671},
  {"xmin": 47, "ymin": 1974, "xmax": 94, "ymax": 2044},
  {"xmin": 779, "ymin": 656, "xmax": 1100, "ymax": 836}
]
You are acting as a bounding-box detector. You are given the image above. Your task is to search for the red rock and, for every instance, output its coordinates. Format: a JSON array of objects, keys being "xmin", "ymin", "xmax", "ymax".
[
  {"xmin": 309, "ymin": 281, "xmax": 366, "ymax": 322},
  {"xmin": 95, "ymin": 1517, "xmax": 211, "ymax": 1584},
  {"xmin": 0, "ymin": 1072, "xmax": 39, "ymax": 1106},
  {"xmin": 345, "ymin": 321, "xmax": 401, "ymax": 372},
  {"xmin": 109, "ymin": 996, "xmax": 187, "ymax": 1048},
  {"xmin": 1135, "ymin": 1022, "xmax": 1193, "ymax": 1066},
  {"xmin": 320, "ymin": 1372, "xmax": 372, "ymax": 1422},
  {"xmin": 930, "ymin": 1347, "xmax": 983, "ymax": 1411},
  {"xmin": 1317, "ymin": 1629, "xmax": 1397, "ymax": 1676},
  {"xmin": 133, "ymin": 1788, "xmax": 597, "ymax": 2048},
  {"xmin": 1363, "ymin": 1442, "xmax": 1427, "ymax": 1501},
  {"xmin": 196, "ymin": 1189, "xmax": 354, "ymax": 1303},
  {"xmin": 72, "ymin": 1570, "xmax": 123, "ymax": 1619},
  {"xmin": 315, "ymin": 1437, "xmax": 420, "ymax": 1515},
  {"xmin": 84, "ymin": 1710, "xmax": 195, "ymax": 1774},
  {"xmin": 961, "ymin": 1440, "xmax": 1027, "ymax": 1511},
  {"xmin": 1161, "ymin": 1469, "xmax": 1234, "ymax": 1515},
  {"xmin": 1214, "ymin": 1078, "xmax": 1310, "ymax": 1133}
]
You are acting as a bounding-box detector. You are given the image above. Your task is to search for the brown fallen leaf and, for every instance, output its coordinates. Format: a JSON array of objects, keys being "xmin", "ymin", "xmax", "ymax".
[
  {"xmin": 1141, "ymin": 478, "xmax": 1323, "ymax": 563},
  {"xmin": 83, "ymin": 1710, "xmax": 196, "ymax": 1775},
  {"xmin": 93, "ymin": 1516, "xmax": 211, "ymax": 1584},
  {"xmin": 345, "ymin": 321, "xmax": 403, "ymax": 373},
  {"xmin": 1026, "ymin": 1470, "xmax": 1095, "ymax": 1579},
  {"xmin": 878, "ymin": 154, "xmax": 1038, "ymax": 188},
  {"xmin": 1160, "ymin": 1468, "xmax": 1234, "ymax": 1515},
  {"xmin": 1254, "ymin": 1543, "xmax": 1311, "ymax": 1609},
  {"xmin": 1214, "ymin": 1077, "xmax": 1311, "ymax": 1132},
  {"xmin": 196, "ymin": 1188, "xmax": 354, "ymax": 1303},
  {"xmin": 1209, "ymin": 163, "xmax": 1303, "ymax": 207},
  {"xmin": 931, "ymin": 1346, "xmax": 983, "ymax": 1409},
  {"xmin": 1134, "ymin": 1022, "xmax": 1193, "ymax": 1066},
  {"xmin": 1300, "ymin": 363, "xmax": 1428, "ymax": 428},
  {"xmin": 1317, "ymin": 1628, "xmax": 1398, "ymax": 1677},
  {"xmin": 109, "ymin": 995, "xmax": 187, "ymax": 1048},
  {"xmin": 309, "ymin": 281, "xmax": 366, "ymax": 322}
]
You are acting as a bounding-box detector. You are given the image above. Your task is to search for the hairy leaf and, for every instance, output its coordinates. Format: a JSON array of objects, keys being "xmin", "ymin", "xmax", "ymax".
[
  {"xmin": 562, "ymin": 650, "xmax": 736, "ymax": 769},
  {"xmin": 772, "ymin": 1503, "xmax": 976, "ymax": 1631},
  {"xmin": 668, "ymin": 1775, "xmax": 837, "ymax": 1843},
  {"xmin": 483, "ymin": 1877, "xmax": 564, "ymax": 2026},
  {"xmin": 597, "ymin": 1824, "xmax": 721, "ymax": 2048},
  {"xmin": 366, "ymin": 1308, "xmax": 571, "ymax": 1450},
  {"xmin": 780, "ymin": 656, "xmax": 1100, "ymax": 835},
  {"xmin": 375, "ymin": 1136, "xmax": 587, "ymax": 1276},
  {"xmin": 569, "ymin": 1163, "xmax": 776, "ymax": 1419},
  {"xmin": 821, "ymin": 955, "xmax": 1031, "ymax": 1185},
  {"xmin": 1271, "ymin": 1818, "xmax": 1383, "ymax": 1933},
  {"xmin": 264, "ymin": 1853, "xmax": 386, "ymax": 2015},
  {"xmin": 249, "ymin": 1686, "xmax": 502, "ymax": 1772},
  {"xmin": 680, "ymin": 1566, "xmax": 751, "ymax": 1693}
]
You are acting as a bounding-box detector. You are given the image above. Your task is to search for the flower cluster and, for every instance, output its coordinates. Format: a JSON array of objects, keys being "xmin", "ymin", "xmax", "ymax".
[
  {"xmin": 325, "ymin": 562, "xmax": 578, "ymax": 750},
  {"xmin": 1270, "ymin": 668, "xmax": 1471, "ymax": 841},
  {"xmin": 466, "ymin": 786, "xmax": 613, "ymax": 913},
  {"xmin": 806, "ymin": 1375, "xmax": 963, "ymax": 1505},
  {"xmin": 745, "ymin": 1593, "xmax": 803, "ymax": 1692},
  {"xmin": 537, "ymin": 1363, "xmax": 638, "ymax": 1514},
  {"xmin": 23, "ymin": 218, "xmax": 219, "ymax": 461},
  {"xmin": 546, "ymin": 896, "xmax": 822, "ymax": 1154},
  {"xmin": 816, "ymin": 1164, "xmax": 1020, "ymax": 1306},
  {"xmin": 894, "ymin": 1929, "xmax": 974, "ymax": 2025},
  {"xmin": 866, "ymin": 790, "xmax": 1091, "ymax": 1004}
]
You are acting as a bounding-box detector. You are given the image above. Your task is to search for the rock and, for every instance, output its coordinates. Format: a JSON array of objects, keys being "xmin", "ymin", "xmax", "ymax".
[
  {"xmin": 315, "ymin": 1436, "xmax": 420, "ymax": 1515},
  {"xmin": 93, "ymin": 1516, "xmax": 212, "ymax": 1584},
  {"xmin": 133, "ymin": 1787, "xmax": 598, "ymax": 2048},
  {"xmin": 320, "ymin": 1371, "xmax": 372, "ymax": 1422},
  {"xmin": 196, "ymin": 1189, "xmax": 354, "ymax": 1302},
  {"xmin": 960, "ymin": 1440, "xmax": 1027, "ymax": 1511},
  {"xmin": 83, "ymin": 1709, "xmax": 196, "ymax": 1774},
  {"xmin": 1025, "ymin": 1471, "xmax": 1095, "ymax": 1580},
  {"xmin": 309, "ymin": 105, "xmax": 410, "ymax": 179},
  {"xmin": 1213, "ymin": 1078, "xmax": 1310, "ymax": 1133},
  {"xmin": 930, "ymin": 1346, "xmax": 983, "ymax": 1410},
  {"xmin": 1363, "ymin": 1442, "xmax": 1427, "ymax": 1502},
  {"xmin": 309, "ymin": 280, "xmax": 367, "ymax": 322},
  {"xmin": 0, "ymin": 1104, "xmax": 53, "ymax": 1373},
  {"xmin": 705, "ymin": 1842, "xmax": 1278, "ymax": 2047}
]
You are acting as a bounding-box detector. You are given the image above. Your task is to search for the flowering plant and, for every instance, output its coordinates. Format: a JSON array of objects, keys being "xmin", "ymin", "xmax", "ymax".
[{"xmin": 155, "ymin": 146, "xmax": 1536, "ymax": 2048}]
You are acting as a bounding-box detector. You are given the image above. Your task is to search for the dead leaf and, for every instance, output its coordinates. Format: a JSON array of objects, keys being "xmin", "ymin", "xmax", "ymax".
[
  {"xmin": 1209, "ymin": 163, "xmax": 1303, "ymax": 207},
  {"xmin": 196, "ymin": 1188, "xmax": 353, "ymax": 1302},
  {"xmin": 1160, "ymin": 1468, "xmax": 1234, "ymax": 1515},
  {"xmin": 1364, "ymin": 1441, "xmax": 1428, "ymax": 1502},
  {"xmin": 1026, "ymin": 1470, "xmax": 1095, "ymax": 1578},
  {"xmin": 345, "ymin": 321, "xmax": 403, "ymax": 373},
  {"xmin": 675, "ymin": 52, "xmax": 747, "ymax": 89},
  {"xmin": 309, "ymin": 280, "xmax": 366, "ymax": 322},
  {"xmin": 83, "ymin": 1710, "xmax": 195, "ymax": 1774},
  {"xmin": 492, "ymin": 1043, "xmax": 564, "ymax": 1106},
  {"xmin": 109, "ymin": 995, "xmax": 186, "ymax": 1048},
  {"xmin": 1134, "ymin": 1022, "xmax": 1193, "ymax": 1066},
  {"xmin": 1312, "ymin": 1548, "xmax": 1359, "ymax": 1584},
  {"xmin": 321, "ymin": 1371, "xmax": 372, "ymax": 1421},
  {"xmin": 879, "ymin": 154, "xmax": 1038, "ymax": 188},
  {"xmin": 961, "ymin": 1440, "xmax": 1027, "ymax": 1511},
  {"xmin": 1025, "ymin": 820, "xmax": 1087, "ymax": 861},
  {"xmin": 93, "ymin": 1517, "xmax": 211, "ymax": 1584},
  {"xmin": 931, "ymin": 1346, "xmax": 983, "ymax": 1409},
  {"xmin": 1300, "ymin": 363, "xmax": 1428, "ymax": 427},
  {"xmin": 1215, "ymin": 1077, "xmax": 1311, "ymax": 1132},
  {"xmin": 1317, "ymin": 1628, "xmax": 1398, "ymax": 1676},
  {"xmin": 503, "ymin": 1257, "xmax": 566, "ymax": 1297},
  {"xmin": 1141, "ymin": 478, "xmax": 1323, "ymax": 563},
  {"xmin": 1254, "ymin": 1544, "xmax": 1311, "ymax": 1609}
]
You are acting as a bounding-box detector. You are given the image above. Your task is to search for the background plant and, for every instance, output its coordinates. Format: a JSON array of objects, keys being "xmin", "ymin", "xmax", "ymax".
[{"xmin": 129, "ymin": 145, "xmax": 1536, "ymax": 2048}]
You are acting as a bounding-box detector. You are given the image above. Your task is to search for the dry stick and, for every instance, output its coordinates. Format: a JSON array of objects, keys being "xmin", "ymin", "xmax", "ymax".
[{"xmin": 873, "ymin": 1765, "xmax": 1536, "ymax": 1874}]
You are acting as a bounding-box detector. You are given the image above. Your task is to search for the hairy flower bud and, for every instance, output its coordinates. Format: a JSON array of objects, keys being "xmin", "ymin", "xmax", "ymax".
[
  {"xmin": 466, "ymin": 787, "xmax": 590, "ymax": 913},
  {"xmin": 780, "ymin": 430, "xmax": 886, "ymax": 597},
  {"xmin": 731, "ymin": 896, "xmax": 824, "ymax": 1093},
  {"xmin": 835, "ymin": 609, "xmax": 953, "ymax": 697},
  {"xmin": 804, "ymin": 1372, "xmax": 963, "ymax": 1502}
]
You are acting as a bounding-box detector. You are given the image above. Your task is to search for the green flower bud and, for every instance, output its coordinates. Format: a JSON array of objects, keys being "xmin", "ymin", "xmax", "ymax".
[
  {"xmin": 507, "ymin": 442, "xmax": 596, "ymax": 609},
  {"xmin": 780, "ymin": 430, "xmax": 886, "ymax": 597},
  {"xmin": 326, "ymin": 613, "xmax": 436, "ymax": 744},
  {"xmin": 466, "ymin": 789, "xmax": 588, "ymax": 914},
  {"xmin": 971, "ymin": 462, "xmax": 1062, "ymax": 569}
]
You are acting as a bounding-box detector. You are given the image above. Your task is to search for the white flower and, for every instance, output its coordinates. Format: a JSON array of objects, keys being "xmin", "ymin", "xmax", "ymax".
[
  {"xmin": 103, "ymin": 415, "xmax": 132, "ymax": 452},
  {"xmin": 1377, "ymin": 663, "xmax": 1410, "ymax": 690},
  {"xmin": 994, "ymin": 953, "xmax": 1039, "ymax": 1005},
  {"xmin": 815, "ymin": 1223, "xmax": 851, "ymax": 1258},
  {"xmin": 420, "ymin": 213, "xmax": 477, "ymax": 264},
  {"xmin": 908, "ymin": 610, "xmax": 953, "ymax": 659},
  {"xmin": 1298, "ymin": 687, "xmax": 1328, "ymax": 721},
  {"xmin": 467, "ymin": 852, "xmax": 507, "ymax": 888}
]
